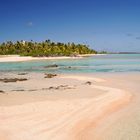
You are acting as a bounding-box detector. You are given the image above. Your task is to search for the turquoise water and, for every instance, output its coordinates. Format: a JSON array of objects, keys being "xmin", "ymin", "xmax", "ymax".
[{"xmin": 0, "ymin": 54, "xmax": 140, "ymax": 73}]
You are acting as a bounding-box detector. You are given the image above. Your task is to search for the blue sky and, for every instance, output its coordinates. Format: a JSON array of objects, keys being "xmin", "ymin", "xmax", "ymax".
[{"xmin": 0, "ymin": 0, "xmax": 140, "ymax": 52}]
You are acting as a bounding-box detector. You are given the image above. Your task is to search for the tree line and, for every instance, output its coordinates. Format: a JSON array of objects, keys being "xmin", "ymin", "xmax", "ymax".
[{"xmin": 0, "ymin": 40, "xmax": 97, "ymax": 57}]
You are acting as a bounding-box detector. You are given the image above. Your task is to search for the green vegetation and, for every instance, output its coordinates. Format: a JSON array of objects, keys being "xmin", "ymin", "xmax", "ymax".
[
  {"xmin": 98, "ymin": 51, "xmax": 108, "ymax": 54},
  {"xmin": 0, "ymin": 40, "xmax": 97, "ymax": 57}
]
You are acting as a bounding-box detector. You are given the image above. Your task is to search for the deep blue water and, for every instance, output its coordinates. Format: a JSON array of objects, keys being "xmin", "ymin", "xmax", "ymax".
[{"xmin": 0, "ymin": 54, "xmax": 140, "ymax": 73}]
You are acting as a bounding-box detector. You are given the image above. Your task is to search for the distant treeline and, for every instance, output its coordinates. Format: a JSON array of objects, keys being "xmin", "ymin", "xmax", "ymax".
[{"xmin": 0, "ymin": 40, "xmax": 97, "ymax": 57}]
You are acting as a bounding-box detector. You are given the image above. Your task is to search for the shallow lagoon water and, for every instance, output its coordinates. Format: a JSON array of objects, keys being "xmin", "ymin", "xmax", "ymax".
[{"xmin": 0, "ymin": 54, "xmax": 140, "ymax": 73}]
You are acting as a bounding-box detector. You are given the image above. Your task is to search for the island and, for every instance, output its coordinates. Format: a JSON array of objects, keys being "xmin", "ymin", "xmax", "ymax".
[{"xmin": 0, "ymin": 40, "xmax": 97, "ymax": 57}]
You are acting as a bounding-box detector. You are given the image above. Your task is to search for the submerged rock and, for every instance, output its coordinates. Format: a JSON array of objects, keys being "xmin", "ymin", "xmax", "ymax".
[{"xmin": 44, "ymin": 64, "xmax": 58, "ymax": 68}]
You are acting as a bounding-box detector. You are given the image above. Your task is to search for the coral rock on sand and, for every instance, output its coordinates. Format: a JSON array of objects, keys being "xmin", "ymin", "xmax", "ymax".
[
  {"xmin": 85, "ymin": 81, "xmax": 92, "ymax": 85},
  {"xmin": 0, "ymin": 90, "xmax": 4, "ymax": 93},
  {"xmin": 44, "ymin": 73, "xmax": 57, "ymax": 78},
  {"xmin": 0, "ymin": 78, "xmax": 28, "ymax": 83},
  {"xmin": 18, "ymin": 73, "xmax": 28, "ymax": 75}
]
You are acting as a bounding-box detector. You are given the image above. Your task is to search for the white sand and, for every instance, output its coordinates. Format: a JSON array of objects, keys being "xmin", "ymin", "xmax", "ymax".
[
  {"xmin": 83, "ymin": 73, "xmax": 140, "ymax": 140},
  {"xmin": 0, "ymin": 55, "xmax": 83, "ymax": 62},
  {"xmin": 0, "ymin": 73, "xmax": 138, "ymax": 140},
  {"xmin": 0, "ymin": 54, "xmax": 105, "ymax": 62}
]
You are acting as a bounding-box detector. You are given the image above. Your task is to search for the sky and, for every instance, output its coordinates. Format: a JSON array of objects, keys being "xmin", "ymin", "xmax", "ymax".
[{"xmin": 0, "ymin": 0, "xmax": 140, "ymax": 52}]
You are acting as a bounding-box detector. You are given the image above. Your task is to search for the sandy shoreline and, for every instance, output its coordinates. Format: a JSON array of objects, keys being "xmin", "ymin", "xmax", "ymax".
[
  {"xmin": 0, "ymin": 54, "xmax": 101, "ymax": 62},
  {"xmin": 0, "ymin": 73, "xmax": 138, "ymax": 140},
  {"xmin": 0, "ymin": 55, "xmax": 82, "ymax": 62}
]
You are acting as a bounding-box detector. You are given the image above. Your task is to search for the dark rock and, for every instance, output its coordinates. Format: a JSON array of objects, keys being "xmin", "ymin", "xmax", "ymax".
[
  {"xmin": 42, "ymin": 85, "xmax": 74, "ymax": 91},
  {"xmin": 0, "ymin": 90, "xmax": 4, "ymax": 93},
  {"xmin": 68, "ymin": 66, "xmax": 72, "ymax": 68},
  {"xmin": 0, "ymin": 78, "xmax": 28, "ymax": 83},
  {"xmin": 28, "ymin": 89, "xmax": 37, "ymax": 92},
  {"xmin": 44, "ymin": 64, "xmax": 58, "ymax": 68},
  {"xmin": 44, "ymin": 73, "xmax": 57, "ymax": 78},
  {"xmin": 85, "ymin": 81, "xmax": 92, "ymax": 85},
  {"xmin": 18, "ymin": 73, "xmax": 28, "ymax": 75},
  {"xmin": 12, "ymin": 89, "xmax": 25, "ymax": 92},
  {"xmin": 63, "ymin": 66, "xmax": 72, "ymax": 69},
  {"xmin": 48, "ymin": 87, "xmax": 54, "ymax": 90}
]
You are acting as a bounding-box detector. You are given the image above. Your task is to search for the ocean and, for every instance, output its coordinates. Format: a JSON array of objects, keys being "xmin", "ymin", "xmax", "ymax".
[{"xmin": 0, "ymin": 54, "xmax": 140, "ymax": 73}]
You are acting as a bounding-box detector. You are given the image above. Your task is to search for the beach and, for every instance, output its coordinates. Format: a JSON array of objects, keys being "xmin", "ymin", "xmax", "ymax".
[
  {"xmin": 1, "ymin": 0, "xmax": 140, "ymax": 139},
  {"xmin": 0, "ymin": 72, "xmax": 139, "ymax": 140},
  {"xmin": 0, "ymin": 54, "xmax": 99, "ymax": 62}
]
